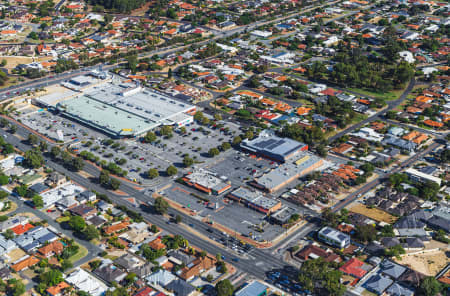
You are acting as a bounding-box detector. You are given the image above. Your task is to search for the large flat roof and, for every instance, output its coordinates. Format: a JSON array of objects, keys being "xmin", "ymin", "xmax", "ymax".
[
  {"xmin": 34, "ymin": 89, "xmax": 78, "ymax": 106},
  {"xmin": 84, "ymin": 82, "xmax": 195, "ymax": 123},
  {"xmin": 229, "ymin": 187, "xmax": 281, "ymax": 210},
  {"xmin": 57, "ymin": 95, "xmax": 158, "ymax": 137},
  {"xmin": 55, "ymin": 76, "xmax": 195, "ymax": 137},
  {"xmin": 184, "ymin": 168, "xmax": 229, "ymax": 192},
  {"xmin": 318, "ymin": 226, "xmax": 350, "ymax": 243},
  {"xmin": 241, "ymin": 130, "xmax": 307, "ymax": 161},
  {"xmin": 256, "ymin": 152, "xmax": 323, "ymax": 191}
]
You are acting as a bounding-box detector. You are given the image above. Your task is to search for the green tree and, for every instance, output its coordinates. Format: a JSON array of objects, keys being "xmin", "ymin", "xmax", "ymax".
[
  {"xmin": 126, "ymin": 55, "xmax": 138, "ymax": 73},
  {"xmin": 61, "ymin": 260, "xmax": 73, "ymax": 271},
  {"xmin": 215, "ymin": 279, "xmax": 234, "ymax": 296},
  {"xmin": 232, "ymin": 136, "xmax": 242, "ymax": 145},
  {"xmin": 0, "ymin": 174, "xmax": 9, "ymax": 185},
  {"xmin": 194, "ymin": 111, "xmax": 204, "ymax": 122},
  {"xmin": 244, "ymin": 131, "xmax": 254, "ymax": 139},
  {"xmin": 23, "ymin": 148, "xmax": 44, "ymax": 168},
  {"xmin": 418, "ymin": 277, "xmax": 441, "ymax": 296},
  {"xmin": 32, "ymin": 195, "xmax": 44, "ymax": 209},
  {"xmin": 175, "ymin": 215, "xmax": 182, "ymax": 224},
  {"xmin": 384, "ymin": 244, "xmax": 406, "ymax": 259},
  {"xmin": 28, "ymin": 31, "xmax": 38, "ymax": 40},
  {"xmin": 124, "ymin": 272, "xmax": 137, "ymax": 286},
  {"xmin": 39, "ymin": 141, "xmax": 48, "ymax": 152},
  {"xmin": 388, "ymin": 173, "xmax": 408, "ymax": 187},
  {"xmin": 50, "ymin": 146, "xmax": 61, "ymax": 159},
  {"xmin": 89, "ymin": 260, "xmax": 101, "ymax": 270},
  {"xmin": 298, "ymin": 258, "xmax": 345, "ymax": 296},
  {"xmin": 15, "ymin": 184, "xmax": 28, "ymax": 197},
  {"xmin": 154, "ymin": 196, "xmax": 169, "ymax": 214},
  {"xmin": 39, "ymin": 269, "xmax": 63, "ymax": 287},
  {"xmin": 70, "ymin": 157, "xmax": 84, "ymax": 171},
  {"xmin": 147, "ymin": 168, "xmax": 159, "ymax": 179},
  {"xmin": 110, "ymin": 178, "xmax": 121, "ymax": 190},
  {"xmin": 0, "ymin": 118, "xmax": 8, "ymax": 128},
  {"xmin": 7, "ymin": 279, "xmax": 26, "ymax": 296},
  {"xmin": 316, "ymin": 144, "xmax": 327, "ymax": 157},
  {"xmin": 166, "ymin": 165, "xmax": 177, "ymax": 176},
  {"xmin": 418, "ymin": 181, "xmax": 440, "ymax": 200},
  {"xmin": 208, "ymin": 148, "xmax": 220, "ymax": 157},
  {"xmin": 221, "ymin": 142, "xmax": 231, "ymax": 151},
  {"xmin": 160, "ymin": 126, "xmax": 173, "ymax": 138},
  {"xmin": 69, "ymin": 215, "xmax": 86, "ymax": 232},
  {"xmin": 143, "ymin": 131, "xmax": 157, "ymax": 143},
  {"xmin": 84, "ymin": 224, "xmax": 100, "ymax": 240},
  {"xmin": 183, "ymin": 156, "xmax": 194, "ymax": 167},
  {"xmin": 99, "ymin": 170, "xmax": 110, "ymax": 187},
  {"xmin": 3, "ymin": 229, "xmax": 14, "ymax": 239},
  {"xmin": 354, "ymin": 224, "xmax": 377, "ymax": 243}
]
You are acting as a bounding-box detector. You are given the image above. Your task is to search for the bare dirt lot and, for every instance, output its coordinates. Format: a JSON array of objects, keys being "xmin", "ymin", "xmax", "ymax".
[
  {"xmin": 395, "ymin": 249, "xmax": 450, "ymax": 276},
  {"xmin": 349, "ymin": 203, "xmax": 397, "ymax": 223},
  {"xmin": 2, "ymin": 56, "xmax": 51, "ymax": 72}
]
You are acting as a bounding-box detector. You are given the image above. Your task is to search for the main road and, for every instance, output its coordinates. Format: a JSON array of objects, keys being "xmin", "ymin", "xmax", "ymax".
[
  {"xmin": 0, "ymin": 0, "xmax": 343, "ymax": 100},
  {"xmin": 0, "ymin": 123, "xmax": 299, "ymax": 280}
]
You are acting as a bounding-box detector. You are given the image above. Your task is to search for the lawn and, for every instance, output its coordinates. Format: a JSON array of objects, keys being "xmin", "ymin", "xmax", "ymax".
[
  {"xmin": 68, "ymin": 243, "xmax": 88, "ymax": 264},
  {"xmin": 104, "ymin": 255, "xmax": 119, "ymax": 261},
  {"xmin": 90, "ymin": 238, "xmax": 101, "ymax": 245},
  {"xmin": 348, "ymin": 87, "xmax": 406, "ymax": 101},
  {"xmin": 56, "ymin": 216, "xmax": 70, "ymax": 223}
]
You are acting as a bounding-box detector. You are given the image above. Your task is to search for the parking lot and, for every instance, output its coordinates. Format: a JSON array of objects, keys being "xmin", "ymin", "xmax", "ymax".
[
  {"xmin": 160, "ymin": 151, "xmax": 315, "ymax": 242},
  {"xmin": 166, "ymin": 181, "xmax": 285, "ymax": 242},
  {"xmin": 17, "ymin": 103, "xmax": 312, "ymax": 243},
  {"xmin": 18, "ymin": 108, "xmax": 106, "ymax": 144},
  {"xmin": 17, "ymin": 108, "xmax": 242, "ymax": 184}
]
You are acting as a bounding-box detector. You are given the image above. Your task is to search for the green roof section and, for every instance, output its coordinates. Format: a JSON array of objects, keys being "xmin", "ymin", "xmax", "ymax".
[{"xmin": 57, "ymin": 95, "xmax": 158, "ymax": 137}]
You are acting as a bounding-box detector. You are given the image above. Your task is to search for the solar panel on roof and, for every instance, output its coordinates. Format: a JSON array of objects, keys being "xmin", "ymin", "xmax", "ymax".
[
  {"xmin": 322, "ymin": 228, "xmax": 332, "ymax": 235},
  {"xmin": 255, "ymin": 139, "xmax": 276, "ymax": 148},
  {"xmin": 266, "ymin": 140, "xmax": 284, "ymax": 150},
  {"xmin": 338, "ymin": 234, "xmax": 347, "ymax": 240}
]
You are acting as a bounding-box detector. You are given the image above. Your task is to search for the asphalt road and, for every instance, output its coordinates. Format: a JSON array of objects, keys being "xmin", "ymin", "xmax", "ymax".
[
  {"xmin": 331, "ymin": 140, "xmax": 442, "ymax": 213},
  {"xmin": 9, "ymin": 196, "xmax": 102, "ymax": 267},
  {"xmin": 0, "ymin": 124, "xmax": 297, "ymax": 279},
  {"xmin": 328, "ymin": 78, "xmax": 417, "ymax": 143}
]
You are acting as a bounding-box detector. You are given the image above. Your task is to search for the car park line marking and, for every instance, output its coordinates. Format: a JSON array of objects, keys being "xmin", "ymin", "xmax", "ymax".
[{"xmin": 172, "ymin": 186, "xmax": 191, "ymax": 194}]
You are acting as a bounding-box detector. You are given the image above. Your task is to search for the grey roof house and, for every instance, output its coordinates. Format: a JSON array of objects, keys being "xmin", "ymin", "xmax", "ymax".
[
  {"xmin": 385, "ymin": 282, "xmax": 414, "ymax": 296},
  {"xmin": 94, "ymin": 262, "xmax": 127, "ymax": 284},
  {"xmin": 380, "ymin": 260, "xmax": 406, "ymax": 279},
  {"xmin": 165, "ymin": 279, "xmax": 195, "ymax": 296},
  {"xmin": 364, "ymin": 274, "xmax": 393, "ymax": 295}
]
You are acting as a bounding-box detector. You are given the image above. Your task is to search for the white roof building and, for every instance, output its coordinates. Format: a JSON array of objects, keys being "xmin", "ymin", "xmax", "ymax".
[
  {"xmin": 251, "ymin": 30, "xmax": 272, "ymax": 38},
  {"xmin": 66, "ymin": 268, "xmax": 108, "ymax": 296},
  {"xmin": 399, "ymin": 51, "xmax": 415, "ymax": 63},
  {"xmin": 351, "ymin": 127, "xmax": 384, "ymax": 142},
  {"xmin": 40, "ymin": 182, "xmax": 84, "ymax": 208}
]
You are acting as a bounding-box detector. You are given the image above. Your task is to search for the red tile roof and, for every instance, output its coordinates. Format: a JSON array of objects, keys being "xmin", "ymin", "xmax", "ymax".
[
  {"xmin": 11, "ymin": 223, "xmax": 34, "ymax": 235},
  {"xmin": 339, "ymin": 258, "xmax": 367, "ymax": 278}
]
